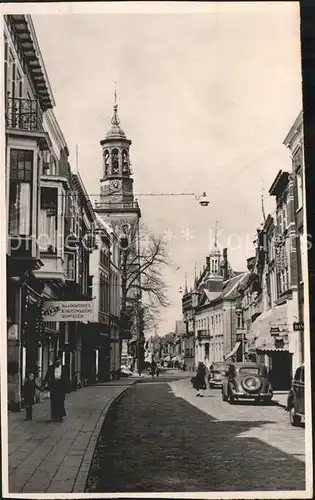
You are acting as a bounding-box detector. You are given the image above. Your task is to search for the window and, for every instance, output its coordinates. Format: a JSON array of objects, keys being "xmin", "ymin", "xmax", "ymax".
[
  {"xmin": 16, "ymin": 69, "xmax": 23, "ymax": 98},
  {"xmin": 299, "ymin": 229, "xmax": 304, "ymax": 283},
  {"xmin": 278, "ymin": 210, "xmax": 283, "ymax": 234},
  {"xmin": 294, "ymin": 367, "xmax": 301, "ymax": 382},
  {"xmin": 237, "ymin": 313, "xmax": 245, "ymax": 329},
  {"xmin": 296, "ymin": 170, "xmax": 303, "ymax": 210},
  {"xmin": 104, "ymin": 150, "xmax": 109, "ymax": 176},
  {"xmin": 282, "ymin": 205, "xmax": 287, "ymax": 231},
  {"xmin": 111, "ymin": 149, "xmax": 119, "ymax": 175},
  {"xmin": 278, "ymin": 268, "xmax": 289, "ymax": 295},
  {"xmin": 122, "ymin": 149, "xmax": 129, "ymax": 174},
  {"xmin": 9, "ymin": 149, "xmax": 33, "ymax": 235},
  {"xmin": 39, "ymin": 187, "xmax": 58, "ymax": 253},
  {"xmin": 64, "ymin": 253, "xmax": 75, "ymax": 280},
  {"xmin": 4, "ymin": 36, "xmax": 8, "ymax": 97}
]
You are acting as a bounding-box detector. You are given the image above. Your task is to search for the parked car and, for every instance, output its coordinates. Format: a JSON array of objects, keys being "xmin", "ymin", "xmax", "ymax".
[
  {"xmin": 287, "ymin": 364, "xmax": 305, "ymax": 426},
  {"xmin": 208, "ymin": 362, "xmax": 230, "ymax": 389},
  {"xmin": 221, "ymin": 362, "xmax": 273, "ymax": 405}
]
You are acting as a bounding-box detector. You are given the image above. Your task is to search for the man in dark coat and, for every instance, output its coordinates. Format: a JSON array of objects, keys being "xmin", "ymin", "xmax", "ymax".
[{"xmin": 42, "ymin": 356, "xmax": 67, "ymax": 422}]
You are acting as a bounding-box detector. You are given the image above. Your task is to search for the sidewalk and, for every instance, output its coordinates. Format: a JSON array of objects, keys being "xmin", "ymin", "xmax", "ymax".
[{"xmin": 7, "ymin": 379, "xmax": 137, "ymax": 494}]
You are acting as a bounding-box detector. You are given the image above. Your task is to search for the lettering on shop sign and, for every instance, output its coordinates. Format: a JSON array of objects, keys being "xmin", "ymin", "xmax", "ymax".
[{"xmin": 43, "ymin": 301, "xmax": 94, "ymax": 322}]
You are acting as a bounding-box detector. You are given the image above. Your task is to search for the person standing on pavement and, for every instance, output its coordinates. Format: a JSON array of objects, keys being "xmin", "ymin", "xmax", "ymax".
[
  {"xmin": 42, "ymin": 356, "xmax": 67, "ymax": 422},
  {"xmin": 192, "ymin": 362, "xmax": 207, "ymax": 397},
  {"xmin": 22, "ymin": 372, "xmax": 42, "ymax": 421},
  {"xmin": 150, "ymin": 360, "xmax": 157, "ymax": 377}
]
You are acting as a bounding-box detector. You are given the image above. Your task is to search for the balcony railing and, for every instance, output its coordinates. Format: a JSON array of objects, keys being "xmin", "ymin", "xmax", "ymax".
[
  {"xmin": 95, "ymin": 201, "xmax": 139, "ymax": 210},
  {"xmin": 197, "ymin": 329, "xmax": 211, "ymax": 339},
  {"xmin": 6, "ymin": 96, "xmax": 43, "ymax": 133}
]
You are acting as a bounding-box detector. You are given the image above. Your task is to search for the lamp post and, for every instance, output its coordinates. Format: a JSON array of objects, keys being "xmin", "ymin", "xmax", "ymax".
[
  {"xmin": 94, "ymin": 191, "xmax": 210, "ymax": 209},
  {"xmin": 134, "ymin": 192, "xmax": 210, "ymax": 207},
  {"xmin": 191, "ymin": 289, "xmax": 200, "ymax": 367}
]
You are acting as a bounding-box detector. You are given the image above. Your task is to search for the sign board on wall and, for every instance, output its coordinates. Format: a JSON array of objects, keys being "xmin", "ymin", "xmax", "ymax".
[
  {"xmin": 43, "ymin": 301, "xmax": 94, "ymax": 322},
  {"xmin": 8, "ymin": 324, "xmax": 18, "ymax": 340}
]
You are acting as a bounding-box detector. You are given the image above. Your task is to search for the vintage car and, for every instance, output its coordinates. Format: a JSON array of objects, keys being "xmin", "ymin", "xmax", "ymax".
[
  {"xmin": 208, "ymin": 362, "xmax": 230, "ymax": 389},
  {"xmin": 287, "ymin": 364, "xmax": 305, "ymax": 426},
  {"xmin": 221, "ymin": 362, "xmax": 273, "ymax": 404}
]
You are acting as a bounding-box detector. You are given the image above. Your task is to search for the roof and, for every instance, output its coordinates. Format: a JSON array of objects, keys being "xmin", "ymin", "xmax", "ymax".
[
  {"xmin": 101, "ymin": 103, "xmax": 131, "ymax": 145},
  {"xmin": 283, "ymin": 110, "xmax": 303, "ymax": 147},
  {"xmin": 95, "ymin": 213, "xmax": 114, "ymax": 235},
  {"xmin": 71, "ymin": 172, "xmax": 95, "ymax": 223},
  {"xmin": 269, "ymin": 170, "xmax": 290, "ymax": 197},
  {"xmin": 7, "ymin": 15, "xmax": 55, "ymax": 110},
  {"xmin": 221, "ymin": 272, "xmax": 248, "ymax": 299}
]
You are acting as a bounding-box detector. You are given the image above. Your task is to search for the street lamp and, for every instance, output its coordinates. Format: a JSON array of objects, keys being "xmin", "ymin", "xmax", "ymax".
[{"xmin": 134, "ymin": 191, "xmax": 210, "ymax": 207}]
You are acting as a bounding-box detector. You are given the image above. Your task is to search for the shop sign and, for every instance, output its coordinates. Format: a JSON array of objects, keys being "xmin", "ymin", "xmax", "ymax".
[
  {"xmin": 43, "ymin": 301, "xmax": 94, "ymax": 322},
  {"xmin": 8, "ymin": 324, "xmax": 18, "ymax": 340},
  {"xmin": 293, "ymin": 322, "xmax": 304, "ymax": 331}
]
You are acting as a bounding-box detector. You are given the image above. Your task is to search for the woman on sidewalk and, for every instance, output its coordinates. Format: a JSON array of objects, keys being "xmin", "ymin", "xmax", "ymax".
[
  {"xmin": 42, "ymin": 356, "xmax": 67, "ymax": 422},
  {"xmin": 191, "ymin": 362, "xmax": 207, "ymax": 397}
]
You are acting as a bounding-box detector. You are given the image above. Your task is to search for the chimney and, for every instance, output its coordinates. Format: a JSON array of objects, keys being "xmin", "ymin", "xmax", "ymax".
[
  {"xmin": 206, "ymin": 256, "xmax": 210, "ymax": 271},
  {"xmin": 223, "ymin": 248, "xmax": 228, "ymax": 280}
]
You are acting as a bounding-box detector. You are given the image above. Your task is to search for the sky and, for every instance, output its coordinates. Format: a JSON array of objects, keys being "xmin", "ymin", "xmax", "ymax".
[{"xmin": 28, "ymin": 2, "xmax": 302, "ymax": 337}]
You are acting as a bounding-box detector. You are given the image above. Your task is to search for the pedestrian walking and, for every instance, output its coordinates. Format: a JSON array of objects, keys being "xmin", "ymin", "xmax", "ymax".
[
  {"xmin": 191, "ymin": 362, "xmax": 207, "ymax": 397},
  {"xmin": 42, "ymin": 356, "xmax": 67, "ymax": 422},
  {"xmin": 150, "ymin": 360, "xmax": 157, "ymax": 378},
  {"xmin": 22, "ymin": 372, "xmax": 42, "ymax": 421}
]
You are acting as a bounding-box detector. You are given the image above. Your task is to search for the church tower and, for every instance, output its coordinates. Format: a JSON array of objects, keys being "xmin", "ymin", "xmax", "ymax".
[
  {"xmin": 95, "ymin": 91, "xmax": 142, "ymax": 356},
  {"xmin": 96, "ymin": 90, "xmax": 141, "ymax": 231}
]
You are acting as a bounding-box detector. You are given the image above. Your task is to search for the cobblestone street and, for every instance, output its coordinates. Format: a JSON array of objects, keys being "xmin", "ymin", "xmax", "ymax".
[{"xmin": 86, "ymin": 376, "xmax": 306, "ymax": 493}]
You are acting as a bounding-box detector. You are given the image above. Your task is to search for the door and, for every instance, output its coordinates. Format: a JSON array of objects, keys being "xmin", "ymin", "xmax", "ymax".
[{"xmin": 270, "ymin": 351, "xmax": 292, "ymax": 391}]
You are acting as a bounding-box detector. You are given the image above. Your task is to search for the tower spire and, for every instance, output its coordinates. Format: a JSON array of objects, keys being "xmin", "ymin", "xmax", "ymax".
[
  {"xmin": 214, "ymin": 220, "xmax": 219, "ymax": 247},
  {"xmin": 184, "ymin": 273, "xmax": 188, "ymax": 294},
  {"xmin": 261, "ymin": 184, "xmax": 266, "ymax": 223},
  {"xmin": 111, "ymin": 81, "xmax": 120, "ymax": 126}
]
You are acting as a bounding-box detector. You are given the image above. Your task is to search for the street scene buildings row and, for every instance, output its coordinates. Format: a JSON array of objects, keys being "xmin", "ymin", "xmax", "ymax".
[
  {"xmin": 4, "ymin": 14, "xmax": 306, "ymax": 409},
  {"xmin": 178, "ymin": 111, "xmax": 305, "ymax": 390},
  {"xmin": 5, "ymin": 14, "xmax": 141, "ymax": 410}
]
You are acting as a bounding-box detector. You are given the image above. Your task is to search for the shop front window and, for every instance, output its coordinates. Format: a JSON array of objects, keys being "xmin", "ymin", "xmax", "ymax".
[{"xmin": 9, "ymin": 149, "xmax": 33, "ymax": 236}]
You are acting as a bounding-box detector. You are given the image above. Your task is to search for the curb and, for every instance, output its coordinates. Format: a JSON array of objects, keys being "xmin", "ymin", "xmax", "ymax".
[{"xmin": 72, "ymin": 381, "xmax": 136, "ymax": 493}]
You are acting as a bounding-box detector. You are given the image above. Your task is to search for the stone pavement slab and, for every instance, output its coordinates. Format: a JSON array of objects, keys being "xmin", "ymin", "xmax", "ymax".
[{"xmin": 6, "ymin": 379, "xmax": 137, "ymax": 495}]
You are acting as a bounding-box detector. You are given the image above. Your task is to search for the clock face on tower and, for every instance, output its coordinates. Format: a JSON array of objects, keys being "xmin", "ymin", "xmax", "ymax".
[{"xmin": 110, "ymin": 179, "xmax": 122, "ymax": 191}]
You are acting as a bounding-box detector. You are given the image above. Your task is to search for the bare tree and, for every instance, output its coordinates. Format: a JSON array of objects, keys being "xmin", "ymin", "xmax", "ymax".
[{"xmin": 120, "ymin": 221, "xmax": 170, "ymax": 337}]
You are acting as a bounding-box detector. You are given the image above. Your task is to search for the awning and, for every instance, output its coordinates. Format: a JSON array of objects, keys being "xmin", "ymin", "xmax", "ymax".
[
  {"xmin": 224, "ymin": 341, "xmax": 241, "ymax": 360},
  {"xmin": 247, "ymin": 304, "xmax": 288, "ymax": 350}
]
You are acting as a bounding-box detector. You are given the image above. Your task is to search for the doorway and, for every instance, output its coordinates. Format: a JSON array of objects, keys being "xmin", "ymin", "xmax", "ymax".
[{"xmin": 269, "ymin": 351, "xmax": 293, "ymax": 391}]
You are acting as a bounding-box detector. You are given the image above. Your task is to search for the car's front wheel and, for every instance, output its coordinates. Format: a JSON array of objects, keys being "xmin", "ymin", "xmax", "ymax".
[{"xmin": 289, "ymin": 405, "xmax": 301, "ymax": 426}]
